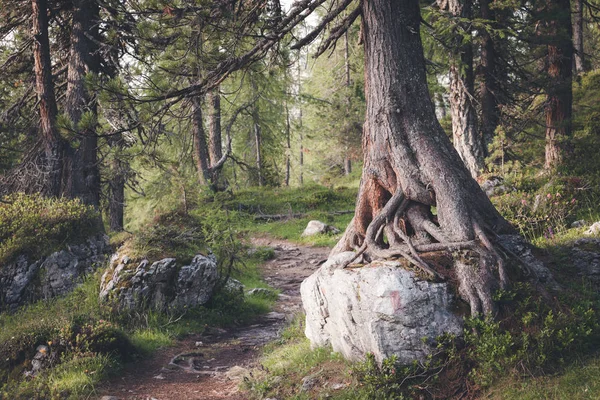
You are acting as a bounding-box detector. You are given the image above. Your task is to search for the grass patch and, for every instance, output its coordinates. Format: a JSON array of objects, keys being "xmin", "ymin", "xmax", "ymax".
[{"xmin": 0, "ymin": 193, "xmax": 101, "ymax": 266}]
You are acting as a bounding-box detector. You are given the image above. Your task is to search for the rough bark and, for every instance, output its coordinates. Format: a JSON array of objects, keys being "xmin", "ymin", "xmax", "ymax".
[
  {"xmin": 573, "ymin": 0, "xmax": 585, "ymax": 74},
  {"xmin": 207, "ymin": 87, "xmax": 226, "ymax": 188},
  {"xmin": 541, "ymin": 0, "xmax": 573, "ymax": 170},
  {"xmin": 333, "ymin": 0, "xmax": 514, "ymax": 316},
  {"xmin": 192, "ymin": 97, "xmax": 211, "ymax": 186},
  {"xmin": 64, "ymin": 0, "xmax": 101, "ymax": 207},
  {"xmin": 32, "ymin": 0, "xmax": 64, "ymax": 197},
  {"xmin": 442, "ymin": 0, "xmax": 485, "ymax": 178},
  {"xmin": 479, "ymin": 0, "xmax": 499, "ymax": 153}
]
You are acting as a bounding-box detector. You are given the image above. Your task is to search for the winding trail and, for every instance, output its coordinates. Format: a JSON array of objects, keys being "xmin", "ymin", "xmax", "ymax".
[{"xmin": 96, "ymin": 238, "xmax": 329, "ymax": 400}]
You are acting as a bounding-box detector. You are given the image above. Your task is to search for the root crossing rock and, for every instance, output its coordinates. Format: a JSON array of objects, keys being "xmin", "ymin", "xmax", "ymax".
[{"xmin": 301, "ymin": 252, "xmax": 463, "ymax": 364}]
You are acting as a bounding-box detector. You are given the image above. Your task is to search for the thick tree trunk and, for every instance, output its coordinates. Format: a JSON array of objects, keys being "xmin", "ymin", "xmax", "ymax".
[
  {"xmin": 479, "ymin": 0, "xmax": 499, "ymax": 153},
  {"xmin": 192, "ymin": 97, "xmax": 211, "ymax": 186},
  {"xmin": 334, "ymin": 0, "xmax": 514, "ymax": 315},
  {"xmin": 542, "ymin": 0, "xmax": 573, "ymax": 169},
  {"xmin": 573, "ymin": 0, "xmax": 585, "ymax": 74},
  {"xmin": 64, "ymin": 0, "xmax": 101, "ymax": 207},
  {"xmin": 32, "ymin": 0, "xmax": 64, "ymax": 197},
  {"xmin": 442, "ymin": 0, "xmax": 485, "ymax": 178}
]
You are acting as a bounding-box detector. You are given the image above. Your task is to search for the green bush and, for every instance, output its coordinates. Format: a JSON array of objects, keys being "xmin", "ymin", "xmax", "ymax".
[{"xmin": 0, "ymin": 193, "xmax": 100, "ymax": 266}]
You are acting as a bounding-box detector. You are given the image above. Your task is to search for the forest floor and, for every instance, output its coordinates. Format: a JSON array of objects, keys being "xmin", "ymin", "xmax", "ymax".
[{"xmin": 96, "ymin": 237, "xmax": 330, "ymax": 400}]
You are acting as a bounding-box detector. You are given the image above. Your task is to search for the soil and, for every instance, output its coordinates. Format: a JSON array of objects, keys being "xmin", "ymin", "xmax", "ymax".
[{"xmin": 96, "ymin": 238, "xmax": 330, "ymax": 400}]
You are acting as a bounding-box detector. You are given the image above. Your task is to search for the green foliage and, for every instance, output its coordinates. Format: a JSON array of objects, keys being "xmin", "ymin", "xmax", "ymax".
[
  {"xmin": 0, "ymin": 193, "xmax": 100, "ymax": 266},
  {"xmin": 465, "ymin": 283, "xmax": 600, "ymax": 388}
]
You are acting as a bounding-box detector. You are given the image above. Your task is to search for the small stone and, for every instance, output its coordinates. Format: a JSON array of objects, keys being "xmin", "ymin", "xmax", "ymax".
[
  {"xmin": 264, "ymin": 312, "xmax": 286, "ymax": 320},
  {"xmin": 100, "ymin": 396, "xmax": 120, "ymax": 400},
  {"xmin": 585, "ymin": 222, "xmax": 600, "ymax": 236},
  {"xmin": 225, "ymin": 366, "xmax": 250, "ymax": 381},
  {"xmin": 571, "ymin": 220, "xmax": 586, "ymax": 228},
  {"xmin": 330, "ymin": 383, "xmax": 346, "ymax": 390},
  {"xmin": 247, "ymin": 288, "xmax": 277, "ymax": 298},
  {"xmin": 302, "ymin": 220, "xmax": 340, "ymax": 237},
  {"xmin": 195, "ymin": 341, "xmax": 203, "ymax": 347},
  {"xmin": 301, "ymin": 376, "xmax": 317, "ymax": 391},
  {"xmin": 153, "ymin": 374, "xmax": 165, "ymax": 380}
]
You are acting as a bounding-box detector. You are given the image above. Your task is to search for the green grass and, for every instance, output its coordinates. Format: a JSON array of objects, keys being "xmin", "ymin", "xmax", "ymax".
[{"xmin": 487, "ymin": 356, "xmax": 600, "ymax": 399}]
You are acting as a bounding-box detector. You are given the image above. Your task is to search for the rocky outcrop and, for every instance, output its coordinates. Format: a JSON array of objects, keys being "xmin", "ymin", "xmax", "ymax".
[
  {"xmin": 99, "ymin": 253, "xmax": 218, "ymax": 311},
  {"xmin": 0, "ymin": 235, "xmax": 109, "ymax": 311},
  {"xmin": 302, "ymin": 220, "xmax": 340, "ymax": 237},
  {"xmin": 301, "ymin": 252, "xmax": 463, "ymax": 364}
]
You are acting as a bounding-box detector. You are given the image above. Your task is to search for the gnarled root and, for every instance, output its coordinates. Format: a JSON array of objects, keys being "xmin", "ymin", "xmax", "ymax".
[{"xmin": 333, "ymin": 187, "xmax": 511, "ymax": 316}]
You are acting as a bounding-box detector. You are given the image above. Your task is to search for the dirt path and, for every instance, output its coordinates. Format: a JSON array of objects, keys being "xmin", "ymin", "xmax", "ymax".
[{"xmin": 96, "ymin": 238, "xmax": 330, "ymax": 400}]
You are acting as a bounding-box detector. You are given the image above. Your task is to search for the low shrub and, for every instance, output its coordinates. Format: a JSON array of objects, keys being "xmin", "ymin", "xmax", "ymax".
[{"xmin": 0, "ymin": 193, "xmax": 100, "ymax": 266}]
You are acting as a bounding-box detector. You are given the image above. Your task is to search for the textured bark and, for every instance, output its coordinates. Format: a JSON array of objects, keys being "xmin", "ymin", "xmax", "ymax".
[
  {"xmin": 285, "ymin": 101, "xmax": 291, "ymax": 186},
  {"xmin": 64, "ymin": 0, "xmax": 101, "ymax": 207},
  {"xmin": 207, "ymin": 87, "xmax": 225, "ymax": 188},
  {"xmin": 32, "ymin": 0, "xmax": 64, "ymax": 197},
  {"xmin": 334, "ymin": 0, "xmax": 514, "ymax": 315},
  {"xmin": 479, "ymin": 0, "xmax": 499, "ymax": 152},
  {"xmin": 441, "ymin": 0, "xmax": 485, "ymax": 178},
  {"xmin": 542, "ymin": 0, "xmax": 573, "ymax": 169},
  {"xmin": 192, "ymin": 97, "xmax": 210, "ymax": 186},
  {"xmin": 573, "ymin": 0, "xmax": 585, "ymax": 74}
]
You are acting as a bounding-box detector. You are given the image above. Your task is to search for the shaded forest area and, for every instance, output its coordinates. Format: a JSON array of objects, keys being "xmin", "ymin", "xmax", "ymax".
[{"xmin": 2, "ymin": 0, "xmax": 600, "ymax": 398}]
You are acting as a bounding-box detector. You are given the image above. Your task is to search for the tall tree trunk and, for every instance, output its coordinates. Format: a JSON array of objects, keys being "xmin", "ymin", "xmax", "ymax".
[
  {"xmin": 343, "ymin": 28, "xmax": 352, "ymax": 176},
  {"xmin": 108, "ymin": 156, "xmax": 125, "ymax": 232},
  {"xmin": 192, "ymin": 97, "xmax": 210, "ymax": 185},
  {"xmin": 252, "ymin": 106, "xmax": 264, "ymax": 187},
  {"xmin": 573, "ymin": 0, "xmax": 585, "ymax": 74},
  {"xmin": 333, "ymin": 0, "xmax": 514, "ymax": 315},
  {"xmin": 64, "ymin": 0, "xmax": 101, "ymax": 207},
  {"xmin": 299, "ymin": 110, "xmax": 304, "ymax": 186},
  {"xmin": 479, "ymin": 0, "xmax": 499, "ymax": 153},
  {"xmin": 32, "ymin": 0, "xmax": 64, "ymax": 197},
  {"xmin": 542, "ymin": 0, "xmax": 573, "ymax": 169},
  {"xmin": 442, "ymin": 0, "xmax": 485, "ymax": 178},
  {"xmin": 207, "ymin": 87, "xmax": 225, "ymax": 188},
  {"xmin": 285, "ymin": 100, "xmax": 291, "ymax": 186}
]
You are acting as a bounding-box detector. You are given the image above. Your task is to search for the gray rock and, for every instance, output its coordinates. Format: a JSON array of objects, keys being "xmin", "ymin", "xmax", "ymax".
[
  {"xmin": 100, "ymin": 396, "xmax": 120, "ymax": 400},
  {"xmin": 0, "ymin": 235, "xmax": 109, "ymax": 311},
  {"xmin": 571, "ymin": 238, "xmax": 600, "ymax": 284},
  {"xmin": 223, "ymin": 277, "xmax": 244, "ymax": 295},
  {"xmin": 584, "ymin": 222, "xmax": 600, "ymax": 236},
  {"xmin": 480, "ymin": 176, "xmax": 506, "ymax": 197},
  {"xmin": 497, "ymin": 234, "xmax": 559, "ymax": 289},
  {"xmin": 301, "ymin": 375, "xmax": 317, "ymax": 391},
  {"xmin": 571, "ymin": 220, "xmax": 586, "ymax": 229},
  {"xmin": 99, "ymin": 253, "xmax": 218, "ymax": 311},
  {"xmin": 302, "ymin": 220, "xmax": 340, "ymax": 237},
  {"xmin": 301, "ymin": 252, "xmax": 463, "ymax": 365}
]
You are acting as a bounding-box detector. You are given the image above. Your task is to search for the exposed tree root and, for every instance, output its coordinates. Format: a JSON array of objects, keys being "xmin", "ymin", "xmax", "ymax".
[{"xmin": 333, "ymin": 187, "xmax": 515, "ymax": 316}]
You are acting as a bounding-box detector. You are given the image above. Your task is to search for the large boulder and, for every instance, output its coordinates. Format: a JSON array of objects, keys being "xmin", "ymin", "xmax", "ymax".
[
  {"xmin": 301, "ymin": 252, "xmax": 463, "ymax": 364},
  {"xmin": 99, "ymin": 253, "xmax": 218, "ymax": 311},
  {"xmin": 0, "ymin": 235, "xmax": 109, "ymax": 311}
]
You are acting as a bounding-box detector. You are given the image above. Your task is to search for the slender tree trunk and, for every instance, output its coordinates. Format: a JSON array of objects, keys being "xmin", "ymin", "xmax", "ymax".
[
  {"xmin": 32, "ymin": 0, "xmax": 64, "ymax": 197},
  {"xmin": 573, "ymin": 0, "xmax": 585, "ymax": 74},
  {"xmin": 299, "ymin": 109, "xmax": 304, "ymax": 186},
  {"xmin": 344, "ymin": 156, "xmax": 352, "ymax": 175},
  {"xmin": 109, "ymin": 156, "xmax": 125, "ymax": 232},
  {"xmin": 285, "ymin": 101, "xmax": 291, "ymax": 186},
  {"xmin": 542, "ymin": 0, "xmax": 573, "ymax": 169},
  {"xmin": 192, "ymin": 97, "xmax": 210, "ymax": 185},
  {"xmin": 207, "ymin": 86, "xmax": 226, "ymax": 189},
  {"xmin": 252, "ymin": 106, "xmax": 264, "ymax": 187},
  {"xmin": 64, "ymin": 0, "xmax": 101, "ymax": 207},
  {"xmin": 442, "ymin": 0, "xmax": 485, "ymax": 178},
  {"xmin": 479, "ymin": 0, "xmax": 499, "ymax": 153},
  {"xmin": 334, "ymin": 0, "xmax": 514, "ymax": 315}
]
